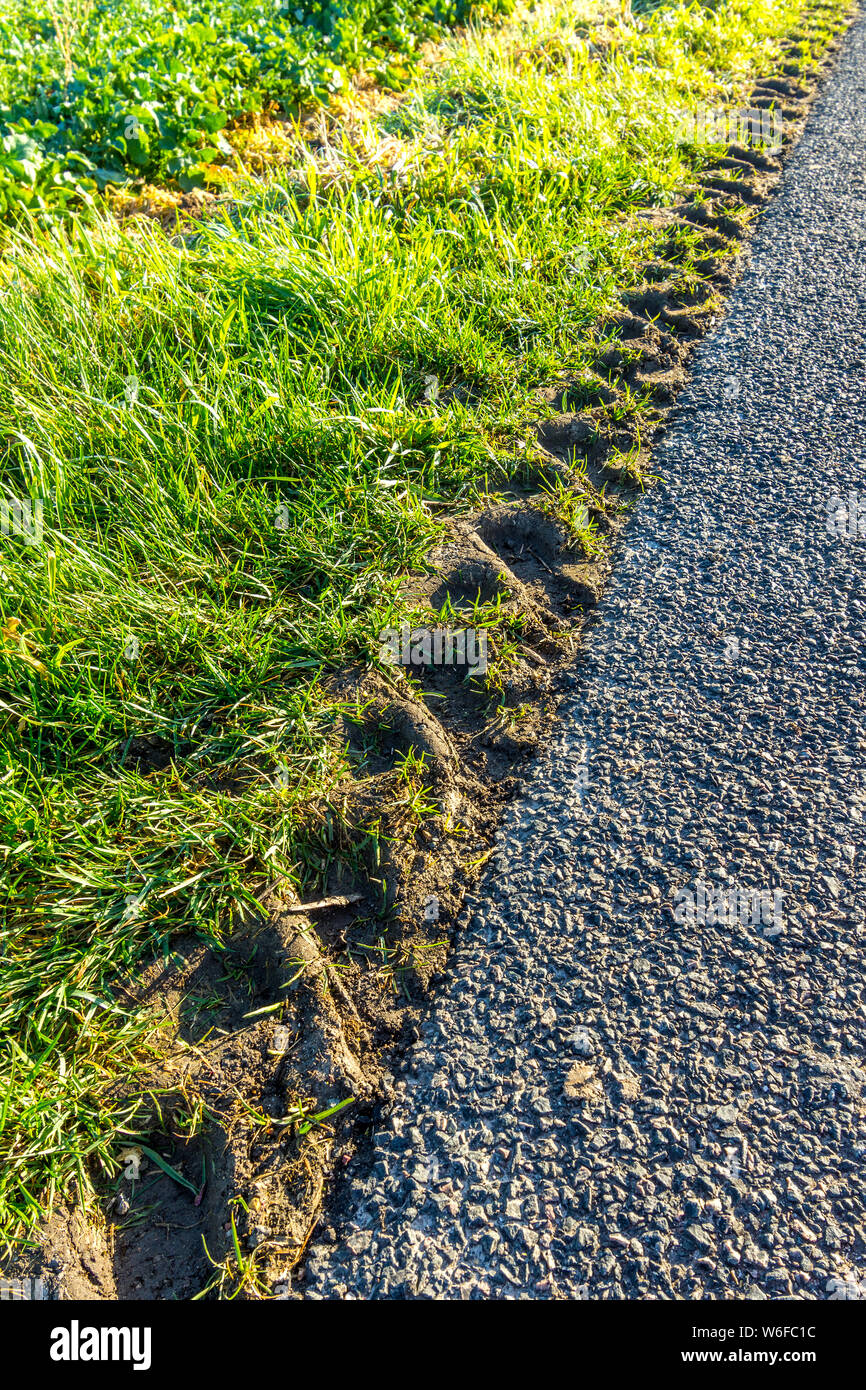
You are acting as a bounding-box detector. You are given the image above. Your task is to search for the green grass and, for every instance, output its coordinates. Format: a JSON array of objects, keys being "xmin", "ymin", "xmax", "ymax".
[
  {"xmin": 0, "ymin": 0, "xmax": 850, "ymax": 1248},
  {"xmin": 0, "ymin": 0, "xmax": 512, "ymax": 213}
]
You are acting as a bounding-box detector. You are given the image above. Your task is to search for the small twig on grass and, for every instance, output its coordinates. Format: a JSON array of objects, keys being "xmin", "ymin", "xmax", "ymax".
[{"xmin": 282, "ymin": 893, "xmax": 364, "ymax": 914}]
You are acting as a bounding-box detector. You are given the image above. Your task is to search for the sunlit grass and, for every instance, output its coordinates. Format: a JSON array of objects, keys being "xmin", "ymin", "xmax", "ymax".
[{"xmin": 0, "ymin": 0, "xmax": 851, "ymax": 1248}]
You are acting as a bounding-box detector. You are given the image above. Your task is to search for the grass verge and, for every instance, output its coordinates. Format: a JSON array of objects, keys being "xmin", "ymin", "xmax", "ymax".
[{"xmin": 0, "ymin": 0, "xmax": 853, "ymax": 1283}]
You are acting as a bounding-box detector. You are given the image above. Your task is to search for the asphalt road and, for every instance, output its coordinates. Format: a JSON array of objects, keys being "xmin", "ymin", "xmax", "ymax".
[{"xmin": 304, "ymin": 13, "xmax": 866, "ymax": 1300}]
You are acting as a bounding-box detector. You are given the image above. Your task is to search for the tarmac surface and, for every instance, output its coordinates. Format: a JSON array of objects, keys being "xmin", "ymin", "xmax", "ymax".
[{"xmin": 305, "ymin": 14, "xmax": 866, "ymax": 1300}]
